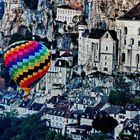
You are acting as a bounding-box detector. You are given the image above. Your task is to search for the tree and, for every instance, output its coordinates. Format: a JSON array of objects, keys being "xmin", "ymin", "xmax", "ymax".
[
  {"xmin": 0, "ymin": 113, "xmax": 70, "ymax": 140},
  {"xmin": 130, "ymin": 97, "xmax": 140, "ymax": 107},
  {"xmin": 119, "ymin": 131, "xmax": 136, "ymax": 140},
  {"xmin": 109, "ymin": 89, "xmax": 127, "ymax": 106},
  {"xmin": 55, "ymin": 133, "xmax": 65, "ymax": 140},
  {"xmin": 45, "ymin": 130, "xmax": 56, "ymax": 140},
  {"xmin": 89, "ymin": 132, "xmax": 107, "ymax": 140},
  {"xmin": 92, "ymin": 115, "xmax": 118, "ymax": 133}
]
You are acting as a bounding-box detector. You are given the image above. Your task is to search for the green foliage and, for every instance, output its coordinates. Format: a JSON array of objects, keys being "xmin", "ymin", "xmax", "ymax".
[
  {"xmin": 45, "ymin": 130, "xmax": 56, "ymax": 140},
  {"xmin": 0, "ymin": 113, "xmax": 71, "ymax": 140},
  {"xmin": 92, "ymin": 115, "xmax": 118, "ymax": 133},
  {"xmin": 114, "ymin": 74, "xmax": 131, "ymax": 92},
  {"xmin": 109, "ymin": 89, "xmax": 128, "ymax": 106},
  {"xmin": 119, "ymin": 131, "xmax": 136, "ymax": 140},
  {"xmin": 130, "ymin": 95, "xmax": 140, "ymax": 107},
  {"xmin": 89, "ymin": 132, "xmax": 107, "ymax": 140},
  {"xmin": 4, "ymin": 109, "xmax": 18, "ymax": 118}
]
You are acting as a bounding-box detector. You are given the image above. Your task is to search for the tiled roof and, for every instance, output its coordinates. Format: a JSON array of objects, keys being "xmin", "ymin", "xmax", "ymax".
[
  {"xmin": 38, "ymin": 107, "xmax": 52, "ymax": 115},
  {"xmin": 125, "ymin": 104, "xmax": 138, "ymax": 111},
  {"xmin": 103, "ymin": 106, "xmax": 124, "ymax": 114},
  {"xmin": 118, "ymin": 2, "xmax": 140, "ymax": 20},
  {"xmin": 29, "ymin": 103, "xmax": 44, "ymax": 111},
  {"xmin": 64, "ymin": 110, "xmax": 83, "ymax": 118},
  {"xmin": 83, "ymin": 106, "xmax": 98, "ymax": 119},
  {"xmin": 47, "ymin": 96, "xmax": 67, "ymax": 104},
  {"xmin": 58, "ymin": 4, "xmax": 83, "ymax": 11}
]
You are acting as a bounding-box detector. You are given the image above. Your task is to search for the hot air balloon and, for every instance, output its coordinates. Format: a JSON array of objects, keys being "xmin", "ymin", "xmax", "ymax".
[
  {"xmin": 0, "ymin": 0, "xmax": 4, "ymax": 20},
  {"xmin": 4, "ymin": 40, "xmax": 51, "ymax": 96}
]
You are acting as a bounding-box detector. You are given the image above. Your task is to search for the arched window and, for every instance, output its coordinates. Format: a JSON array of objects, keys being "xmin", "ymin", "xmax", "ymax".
[
  {"xmin": 104, "ymin": 67, "xmax": 108, "ymax": 71},
  {"xmin": 124, "ymin": 27, "xmax": 127, "ymax": 34},
  {"xmin": 124, "ymin": 39, "xmax": 126, "ymax": 45},
  {"xmin": 130, "ymin": 38, "xmax": 134, "ymax": 45},
  {"xmin": 136, "ymin": 54, "xmax": 140, "ymax": 64},
  {"xmin": 122, "ymin": 53, "xmax": 125, "ymax": 63}
]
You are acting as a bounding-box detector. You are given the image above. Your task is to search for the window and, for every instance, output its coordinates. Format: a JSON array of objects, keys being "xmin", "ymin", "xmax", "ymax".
[
  {"xmin": 106, "ymin": 46, "xmax": 108, "ymax": 51},
  {"xmin": 138, "ymin": 41, "xmax": 140, "ymax": 46},
  {"xmin": 124, "ymin": 39, "xmax": 126, "ymax": 45},
  {"xmin": 136, "ymin": 54, "xmax": 140, "ymax": 64},
  {"xmin": 105, "ymin": 56, "xmax": 107, "ymax": 60},
  {"xmin": 92, "ymin": 43, "xmax": 95, "ymax": 51},
  {"xmin": 119, "ymin": 115, "xmax": 125, "ymax": 119},
  {"xmin": 96, "ymin": 43, "xmax": 98, "ymax": 50},
  {"xmin": 124, "ymin": 27, "xmax": 127, "ymax": 34},
  {"xmin": 66, "ymin": 119, "xmax": 68, "ymax": 123},
  {"xmin": 130, "ymin": 38, "xmax": 134, "ymax": 45},
  {"xmin": 59, "ymin": 61, "xmax": 61, "ymax": 66},
  {"xmin": 56, "ymin": 122, "xmax": 58, "ymax": 127},
  {"xmin": 103, "ymin": 67, "xmax": 108, "ymax": 71},
  {"xmin": 105, "ymin": 62, "xmax": 107, "ymax": 65},
  {"xmin": 60, "ymin": 117, "xmax": 62, "ymax": 121},
  {"xmin": 138, "ymin": 28, "xmax": 140, "ymax": 35},
  {"xmin": 105, "ymin": 33, "xmax": 108, "ymax": 38},
  {"xmin": 93, "ymin": 67, "xmax": 97, "ymax": 70},
  {"xmin": 122, "ymin": 53, "xmax": 125, "ymax": 63}
]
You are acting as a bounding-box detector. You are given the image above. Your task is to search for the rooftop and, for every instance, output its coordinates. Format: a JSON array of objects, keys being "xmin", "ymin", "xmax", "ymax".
[
  {"xmin": 88, "ymin": 29, "xmax": 117, "ymax": 40},
  {"xmin": 103, "ymin": 106, "xmax": 124, "ymax": 114},
  {"xmin": 118, "ymin": 2, "xmax": 140, "ymax": 20},
  {"xmin": 57, "ymin": 4, "xmax": 83, "ymax": 11},
  {"xmin": 47, "ymin": 96, "xmax": 67, "ymax": 104},
  {"xmin": 29, "ymin": 102, "xmax": 44, "ymax": 111}
]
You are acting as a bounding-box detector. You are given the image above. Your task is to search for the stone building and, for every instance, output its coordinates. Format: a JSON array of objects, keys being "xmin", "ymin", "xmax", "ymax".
[
  {"xmin": 116, "ymin": 2, "xmax": 140, "ymax": 73},
  {"xmin": 78, "ymin": 24, "xmax": 118, "ymax": 75},
  {"xmin": 56, "ymin": 4, "xmax": 83, "ymax": 25}
]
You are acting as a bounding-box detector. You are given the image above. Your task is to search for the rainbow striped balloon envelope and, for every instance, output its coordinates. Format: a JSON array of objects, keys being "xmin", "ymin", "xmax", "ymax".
[{"xmin": 4, "ymin": 41, "xmax": 51, "ymax": 95}]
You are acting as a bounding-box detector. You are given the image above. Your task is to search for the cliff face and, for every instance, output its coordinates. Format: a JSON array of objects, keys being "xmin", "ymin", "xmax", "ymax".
[
  {"xmin": 99, "ymin": 0, "xmax": 140, "ymax": 18},
  {"xmin": 0, "ymin": 0, "xmax": 139, "ymax": 49},
  {"xmin": 0, "ymin": 0, "xmax": 54, "ymax": 49}
]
